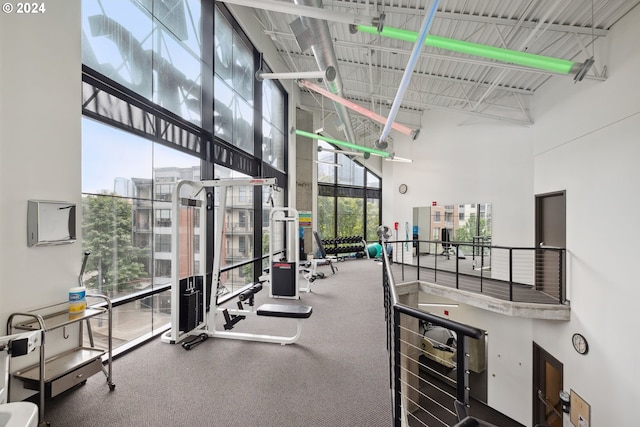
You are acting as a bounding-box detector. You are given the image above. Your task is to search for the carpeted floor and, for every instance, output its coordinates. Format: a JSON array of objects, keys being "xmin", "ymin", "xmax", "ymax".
[{"xmin": 43, "ymin": 258, "xmax": 392, "ymax": 427}]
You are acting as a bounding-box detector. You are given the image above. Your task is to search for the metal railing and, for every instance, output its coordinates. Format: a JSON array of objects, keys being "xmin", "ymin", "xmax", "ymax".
[
  {"xmin": 381, "ymin": 243, "xmax": 484, "ymax": 426},
  {"xmin": 394, "ymin": 240, "xmax": 565, "ymax": 305}
]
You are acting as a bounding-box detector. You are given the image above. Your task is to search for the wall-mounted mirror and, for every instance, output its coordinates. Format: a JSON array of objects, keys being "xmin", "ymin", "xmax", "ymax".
[
  {"xmin": 412, "ymin": 203, "xmax": 492, "ymax": 268},
  {"xmin": 27, "ymin": 200, "xmax": 77, "ymax": 247}
]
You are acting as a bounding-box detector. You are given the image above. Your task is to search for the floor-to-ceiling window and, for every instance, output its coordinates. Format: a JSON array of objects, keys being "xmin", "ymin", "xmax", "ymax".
[
  {"xmin": 317, "ymin": 141, "xmax": 381, "ymax": 242},
  {"xmin": 81, "ymin": 0, "xmax": 287, "ymax": 352},
  {"xmin": 82, "ymin": 118, "xmax": 201, "ymax": 343}
]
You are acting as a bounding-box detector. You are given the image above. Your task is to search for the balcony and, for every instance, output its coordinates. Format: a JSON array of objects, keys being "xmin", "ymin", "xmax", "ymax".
[{"xmin": 388, "ymin": 240, "xmax": 570, "ymax": 321}]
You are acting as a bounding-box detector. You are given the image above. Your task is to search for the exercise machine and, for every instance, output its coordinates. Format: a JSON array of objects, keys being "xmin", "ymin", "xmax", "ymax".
[
  {"xmin": 300, "ymin": 231, "xmax": 337, "ymax": 290},
  {"xmin": 161, "ymin": 177, "xmax": 312, "ymax": 347},
  {"xmin": 268, "ymin": 207, "xmax": 301, "ymax": 298}
]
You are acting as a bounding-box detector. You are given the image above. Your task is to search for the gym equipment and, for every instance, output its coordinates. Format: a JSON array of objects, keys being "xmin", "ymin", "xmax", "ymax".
[
  {"xmin": 300, "ymin": 231, "xmax": 337, "ymax": 289},
  {"xmin": 366, "ymin": 242, "xmax": 393, "ymax": 262},
  {"xmin": 268, "ymin": 207, "xmax": 301, "ymax": 298},
  {"xmin": 319, "ymin": 234, "xmax": 366, "ymax": 258},
  {"xmin": 440, "ymin": 228, "xmax": 465, "ymax": 259},
  {"xmin": 161, "ymin": 177, "xmax": 312, "ymax": 347},
  {"xmin": 208, "ymin": 281, "xmax": 312, "ymax": 345}
]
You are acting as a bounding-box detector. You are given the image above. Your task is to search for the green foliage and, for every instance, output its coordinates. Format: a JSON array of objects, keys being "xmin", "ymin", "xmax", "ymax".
[
  {"xmin": 317, "ymin": 196, "xmax": 335, "ymax": 239},
  {"xmin": 365, "ymin": 200, "xmax": 380, "ymax": 241},
  {"xmin": 82, "ymin": 194, "xmax": 149, "ymax": 295},
  {"xmin": 336, "ymin": 197, "xmax": 364, "ymax": 238},
  {"xmin": 454, "ymin": 215, "xmax": 488, "ymax": 242},
  {"xmin": 317, "ymin": 196, "xmax": 379, "ymax": 241}
]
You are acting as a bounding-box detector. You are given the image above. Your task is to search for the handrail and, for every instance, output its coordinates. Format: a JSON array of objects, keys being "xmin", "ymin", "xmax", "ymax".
[
  {"xmin": 388, "ymin": 238, "xmax": 566, "ymax": 304},
  {"xmin": 380, "ymin": 235, "xmax": 484, "ymax": 426}
]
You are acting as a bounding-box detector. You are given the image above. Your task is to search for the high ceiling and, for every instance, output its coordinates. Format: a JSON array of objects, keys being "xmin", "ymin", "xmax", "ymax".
[{"xmin": 226, "ymin": 0, "xmax": 640, "ymax": 148}]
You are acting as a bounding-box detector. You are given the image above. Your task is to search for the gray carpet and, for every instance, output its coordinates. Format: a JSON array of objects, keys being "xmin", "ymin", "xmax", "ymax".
[{"xmin": 43, "ymin": 258, "xmax": 391, "ymax": 427}]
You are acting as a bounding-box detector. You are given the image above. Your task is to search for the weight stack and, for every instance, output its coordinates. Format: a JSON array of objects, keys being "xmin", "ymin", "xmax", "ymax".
[{"xmin": 179, "ymin": 276, "xmax": 204, "ymax": 332}]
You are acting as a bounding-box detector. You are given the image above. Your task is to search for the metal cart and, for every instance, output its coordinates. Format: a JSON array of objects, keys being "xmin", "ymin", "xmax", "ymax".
[{"xmin": 7, "ymin": 294, "xmax": 114, "ymax": 426}]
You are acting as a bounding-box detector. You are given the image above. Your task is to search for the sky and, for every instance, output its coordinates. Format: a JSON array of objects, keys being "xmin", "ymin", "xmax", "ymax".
[{"xmin": 82, "ymin": 117, "xmax": 199, "ymax": 194}]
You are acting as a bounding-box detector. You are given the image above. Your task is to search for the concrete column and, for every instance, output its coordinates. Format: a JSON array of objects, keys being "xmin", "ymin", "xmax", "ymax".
[{"xmin": 295, "ymin": 108, "xmax": 314, "ymax": 259}]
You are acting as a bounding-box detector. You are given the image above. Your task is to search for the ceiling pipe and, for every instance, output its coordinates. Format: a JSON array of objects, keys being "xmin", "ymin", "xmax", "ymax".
[
  {"xmin": 377, "ymin": 0, "xmax": 439, "ymax": 149},
  {"xmin": 296, "ymin": 129, "xmax": 391, "ymax": 158},
  {"xmin": 292, "ymin": 0, "xmax": 357, "ymax": 144},
  {"xmin": 221, "ymin": 0, "xmax": 377, "ymax": 26},
  {"xmin": 299, "ymin": 79, "xmax": 419, "ymax": 139}
]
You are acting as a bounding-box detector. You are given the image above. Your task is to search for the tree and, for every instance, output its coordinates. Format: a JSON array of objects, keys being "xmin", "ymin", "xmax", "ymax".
[
  {"xmin": 317, "ymin": 196, "xmax": 335, "ymax": 239},
  {"xmin": 455, "ymin": 215, "xmax": 487, "ymax": 241},
  {"xmin": 336, "ymin": 197, "xmax": 364, "ymax": 238},
  {"xmin": 82, "ymin": 194, "xmax": 149, "ymax": 295},
  {"xmin": 454, "ymin": 215, "xmax": 489, "ymax": 253}
]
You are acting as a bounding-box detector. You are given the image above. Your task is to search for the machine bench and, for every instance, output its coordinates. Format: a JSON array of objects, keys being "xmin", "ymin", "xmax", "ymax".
[{"xmin": 257, "ymin": 304, "xmax": 312, "ymax": 319}]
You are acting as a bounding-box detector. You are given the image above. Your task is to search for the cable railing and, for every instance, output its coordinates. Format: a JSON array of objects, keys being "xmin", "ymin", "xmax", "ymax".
[
  {"xmin": 381, "ymin": 239, "xmax": 485, "ymax": 426},
  {"xmin": 393, "ymin": 240, "xmax": 566, "ymax": 305}
]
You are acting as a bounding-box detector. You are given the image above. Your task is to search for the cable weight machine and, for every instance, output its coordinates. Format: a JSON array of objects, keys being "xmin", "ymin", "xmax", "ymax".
[{"xmin": 161, "ymin": 177, "xmax": 312, "ymax": 348}]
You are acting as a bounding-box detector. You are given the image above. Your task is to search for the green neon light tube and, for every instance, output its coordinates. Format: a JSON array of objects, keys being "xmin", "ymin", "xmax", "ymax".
[
  {"xmin": 295, "ymin": 129, "xmax": 391, "ymax": 158},
  {"xmin": 357, "ymin": 24, "xmax": 575, "ymax": 75}
]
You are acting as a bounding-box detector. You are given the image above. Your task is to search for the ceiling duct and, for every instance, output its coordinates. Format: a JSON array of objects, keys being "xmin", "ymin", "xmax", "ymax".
[{"xmin": 290, "ymin": 0, "xmax": 357, "ymax": 144}]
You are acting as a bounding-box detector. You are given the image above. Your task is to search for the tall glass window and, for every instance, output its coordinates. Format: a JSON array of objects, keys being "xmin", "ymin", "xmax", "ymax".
[
  {"xmin": 318, "ymin": 196, "xmax": 335, "ymax": 242},
  {"xmin": 262, "ymin": 79, "xmax": 285, "ymax": 171},
  {"xmin": 214, "ymin": 7, "xmax": 254, "ymax": 154},
  {"xmin": 81, "ymin": 1, "xmax": 288, "ymax": 352},
  {"xmin": 82, "ymin": 117, "xmax": 200, "ymax": 348},
  {"xmin": 317, "ymin": 143, "xmax": 381, "ymax": 243},
  {"xmin": 317, "ymin": 141, "xmax": 337, "ymax": 183},
  {"xmin": 366, "ymin": 198, "xmax": 380, "ymax": 242},
  {"xmin": 214, "ymin": 165, "xmax": 255, "ymax": 292},
  {"xmin": 337, "ymin": 153, "xmax": 364, "ymax": 186},
  {"xmin": 262, "ymin": 185, "xmax": 285, "ymax": 271},
  {"xmin": 82, "ymin": 0, "xmax": 203, "ymax": 125}
]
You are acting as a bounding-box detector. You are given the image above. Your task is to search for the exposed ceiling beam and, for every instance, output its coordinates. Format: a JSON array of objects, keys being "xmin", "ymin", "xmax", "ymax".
[
  {"xmin": 298, "ymin": 91, "xmax": 533, "ymax": 126},
  {"xmin": 298, "ymin": 94, "xmax": 422, "ymax": 127},
  {"xmin": 284, "ymin": 50, "xmax": 537, "ymax": 95},
  {"xmin": 264, "ymin": 30, "xmax": 606, "ymax": 81},
  {"xmin": 220, "ymin": 0, "xmax": 379, "ymax": 25},
  {"xmin": 338, "ymin": 78, "xmax": 530, "ymax": 112},
  {"xmin": 335, "ymin": 86, "xmax": 531, "ymax": 118},
  {"xmin": 322, "ymin": 0, "xmax": 610, "ymax": 37}
]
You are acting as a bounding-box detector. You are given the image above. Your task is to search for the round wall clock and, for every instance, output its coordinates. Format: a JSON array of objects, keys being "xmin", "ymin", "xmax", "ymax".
[
  {"xmin": 399, "ymin": 184, "xmax": 408, "ymax": 194},
  {"xmin": 572, "ymin": 333, "xmax": 588, "ymax": 355}
]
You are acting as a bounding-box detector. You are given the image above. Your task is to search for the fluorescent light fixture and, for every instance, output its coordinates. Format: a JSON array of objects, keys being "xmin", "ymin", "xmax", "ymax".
[
  {"xmin": 356, "ymin": 24, "xmax": 582, "ymax": 75},
  {"xmin": 315, "ymin": 160, "xmax": 342, "ymax": 167},
  {"xmin": 419, "ymin": 303, "xmax": 459, "ymax": 308},
  {"xmin": 384, "ymin": 156, "xmax": 413, "ymax": 163},
  {"xmin": 296, "ymin": 129, "xmax": 392, "ymax": 158},
  {"xmin": 256, "ymin": 67, "xmax": 336, "ymax": 81},
  {"xmin": 318, "ymin": 147, "xmax": 365, "ymax": 157},
  {"xmin": 299, "ymin": 80, "xmax": 419, "ymax": 139}
]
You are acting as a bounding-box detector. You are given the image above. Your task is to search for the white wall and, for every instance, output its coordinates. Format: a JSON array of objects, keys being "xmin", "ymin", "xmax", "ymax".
[
  {"xmin": 383, "ymin": 103, "xmax": 535, "ymax": 248},
  {"xmin": 381, "ymin": 103, "xmax": 535, "ymax": 422},
  {"xmin": 532, "ymin": 4, "xmax": 640, "ymax": 427},
  {"xmin": 0, "ymin": 3, "xmax": 81, "ymax": 327},
  {"xmin": 406, "ymin": 5, "xmax": 640, "ymax": 427}
]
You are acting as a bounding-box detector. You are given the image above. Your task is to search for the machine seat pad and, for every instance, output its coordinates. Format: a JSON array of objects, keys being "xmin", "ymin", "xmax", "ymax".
[{"xmin": 256, "ymin": 304, "xmax": 312, "ymax": 319}]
